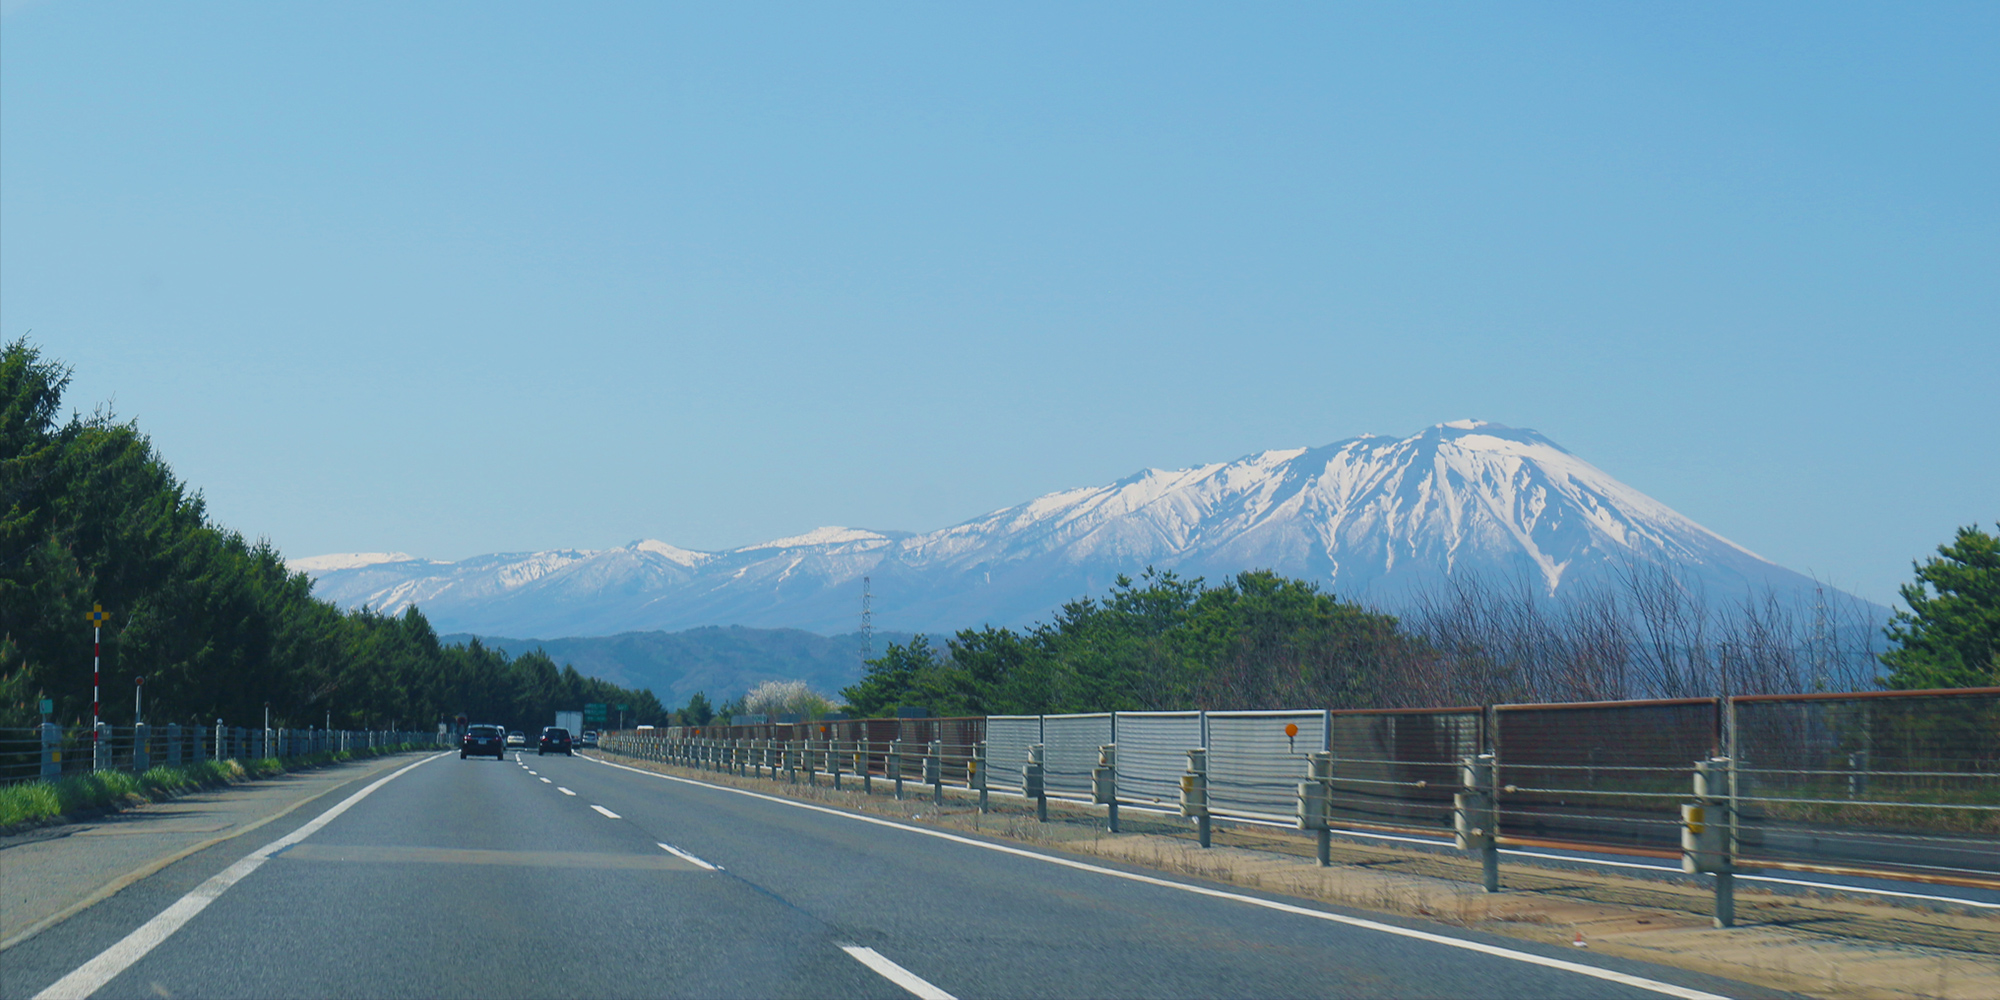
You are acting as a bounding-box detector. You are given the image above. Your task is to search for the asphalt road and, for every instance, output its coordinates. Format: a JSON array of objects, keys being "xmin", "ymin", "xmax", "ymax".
[{"xmin": 3, "ymin": 750, "xmax": 1792, "ymax": 1000}]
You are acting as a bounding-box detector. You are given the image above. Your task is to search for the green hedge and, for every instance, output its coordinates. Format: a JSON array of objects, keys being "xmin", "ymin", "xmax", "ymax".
[{"xmin": 0, "ymin": 743, "xmax": 430, "ymax": 829}]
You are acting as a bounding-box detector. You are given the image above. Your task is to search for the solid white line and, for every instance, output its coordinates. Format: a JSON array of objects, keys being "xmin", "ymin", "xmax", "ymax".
[
  {"xmin": 588, "ymin": 756, "xmax": 1730, "ymax": 1000},
  {"xmin": 34, "ymin": 752, "xmax": 450, "ymax": 1000},
  {"xmin": 656, "ymin": 842, "xmax": 720, "ymax": 870},
  {"xmin": 558, "ymin": 787, "xmax": 576, "ymax": 796},
  {"xmin": 841, "ymin": 946, "xmax": 957, "ymax": 1000},
  {"xmin": 590, "ymin": 804, "xmax": 620, "ymax": 818}
]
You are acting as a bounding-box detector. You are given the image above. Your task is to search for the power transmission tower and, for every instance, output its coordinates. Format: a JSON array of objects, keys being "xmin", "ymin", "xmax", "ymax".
[{"xmin": 860, "ymin": 576, "xmax": 874, "ymax": 665}]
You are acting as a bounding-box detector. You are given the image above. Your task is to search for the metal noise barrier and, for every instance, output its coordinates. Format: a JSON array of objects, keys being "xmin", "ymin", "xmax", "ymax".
[
  {"xmin": 1495, "ymin": 698, "xmax": 1716, "ymax": 854},
  {"xmin": 1204, "ymin": 711, "xmax": 1328, "ymax": 822},
  {"xmin": 1115, "ymin": 712, "xmax": 1201, "ymax": 806},
  {"xmin": 593, "ymin": 687, "xmax": 1998, "ymax": 896},
  {"xmin": 1326, "ymin": 706, "xmax": 1483, "ymax": 835},
  {"xmin": 984, "ymin": 716, "xmax": 1041, "ymax": 793},
  {"xmin": 1040, "ymin": 713, "xmax": 1113, "ymax": 799},
  {"xmin": 1730, "ymin": 689, "xmax": 2000, "ymax": 884}
]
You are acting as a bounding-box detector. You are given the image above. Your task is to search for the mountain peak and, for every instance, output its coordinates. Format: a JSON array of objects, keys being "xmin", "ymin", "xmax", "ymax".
[{"xmin": 296, "ymin": 423, "xmax": 1861, "ymax": 635}]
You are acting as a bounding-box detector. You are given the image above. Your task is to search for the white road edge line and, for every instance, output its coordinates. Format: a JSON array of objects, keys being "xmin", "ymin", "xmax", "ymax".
[
  {"xmin": 656, "ymin": 842, "xmax": 720, "ymax": 871},
  {"xmin": 588, "ymin": 756, "xmax": 1731, "ymax": 1000},
  {"xmin": 558, "ymin": 787, "xmax": 576, "ymax": 796},
  {"xmin": 34, "ymin": 751, "xmax": 451, "ymax": 1000},
  {"xmin": 841, "ymin": 945, "xmax": 956, "ymax": 1000},
  {"xmin": 590, "ymin": 804, "xmax": 620, "ymax": 818}
]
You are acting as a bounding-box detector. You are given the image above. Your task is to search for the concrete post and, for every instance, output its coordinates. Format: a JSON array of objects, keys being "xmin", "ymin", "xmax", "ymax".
[
  {"xmin": 859, "ymin": 739, "xmax": 873, "ymax": 794},
  {"xmin": 1299, "ymin": 750, "xmax": 1332, "ymax": 866},
  {"xmin": 1686, "ymin": 757, "xmax": 1736, "ymax": 928},
  {"xmin": 1454, "ymin": 753, "xmax": 1500, "ymax": 891},
  {"xmin": 890, "ymin": 740, "xmax": 905, "ymax": 800},
  {"xmin": 41, "ymin": 722, "xmax": 61, "ymax": 778},
  {"xmin": 94, "ymin": 722, "xmax": 112, "ymax": 771},
  {"xmin": 1026, "ymin": 743, "xmax": 1047, "ymax": 823},
  {"xmin": 929, "ymin": 740, "xmax": 944, "ymax": 805},
  {"xmin": 1095, "ymin": 744, "xmax": 1120, "ymax": 832},
  {"xmin": 1182, "ymin": 748, "xmax": 1210, "ymax": 848},
  {"xmin": 133, "ymin": 722, "xmax": 151, "ymax": 772},
  {"xmin": 972, "ymin": 740, "xmax": 989, "ymax": 813}
]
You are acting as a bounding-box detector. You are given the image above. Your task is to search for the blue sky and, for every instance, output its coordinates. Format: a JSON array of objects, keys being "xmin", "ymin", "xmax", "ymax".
[{"xmin": 3, "ymin": 2, "xmax": 1993, "ymax": 607}]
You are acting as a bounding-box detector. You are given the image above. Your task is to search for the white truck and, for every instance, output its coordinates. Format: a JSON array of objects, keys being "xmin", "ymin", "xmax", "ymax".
[{"xmin": 555, "ymin": 710, "xmax": 583, "ymax": 738}]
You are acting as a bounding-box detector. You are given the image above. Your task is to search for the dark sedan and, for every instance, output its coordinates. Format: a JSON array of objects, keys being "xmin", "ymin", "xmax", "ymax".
[
  {"xmin": 461, "ymin": 724, "xmax": 506, "ymax": 760},
  {"xmin": 539, "ymin": 726, "xmax": 574, "ymax": 756}
]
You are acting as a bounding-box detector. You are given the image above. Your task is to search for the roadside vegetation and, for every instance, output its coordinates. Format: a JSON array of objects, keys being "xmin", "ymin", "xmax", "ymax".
[
  {"xmin": 0, "ymin": 741, "xmax": 430, "ymax": 830},
  {"xmin": 0, "ymin": 339, "xmax": 666, "ymax": 733},
  {"xmin": 836, "ymin": 535, "xmax": 1992, "ymax": 718}
]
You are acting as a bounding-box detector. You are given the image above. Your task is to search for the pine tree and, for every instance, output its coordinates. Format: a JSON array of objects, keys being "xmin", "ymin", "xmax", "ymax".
[{"xmin": 1882, "ymin": 524, "xmax": 2000, "ymax": 690}]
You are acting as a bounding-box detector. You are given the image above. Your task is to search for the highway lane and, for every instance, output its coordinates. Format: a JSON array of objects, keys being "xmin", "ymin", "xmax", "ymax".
[{"xmin": 7, "ymin": 749, "xmax": 1791, "ymax": 999}]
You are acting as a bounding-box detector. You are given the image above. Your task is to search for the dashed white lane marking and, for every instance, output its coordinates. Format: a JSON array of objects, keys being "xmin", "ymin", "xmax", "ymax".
[
  {"xmin": 558, "ymin": 787, "xmax": 576, "ymax": 796},
  {"xmin": 34, "ymin": 752, "xmax": 450, "ymax": 1000},
  {"xmin": 590, "ymin": 804, "xmax": 620, "ymax": 818},
  {"xmin": 656, "ymin": 842, "xmax": 720, "ymax": 871},
  {"xmin": 527, "ymin": 771, "xmax": 537, "ymax": 776},
  {"xmin": 841, "ymin": 946, "xmax": 956, "ymax": 1000},
  {"xmin": 588, "ymin": 756, "xmax": 1732, "ymax": 1000},
  {"xmin": 539, "ymin": 777, "xmax": 552, "ymax": 784}
]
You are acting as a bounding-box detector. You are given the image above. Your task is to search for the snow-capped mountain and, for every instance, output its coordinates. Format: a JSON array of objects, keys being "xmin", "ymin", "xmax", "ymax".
[{"xmin": 295, "ymin": 421, "xmax": 1853, "ymax": 637}]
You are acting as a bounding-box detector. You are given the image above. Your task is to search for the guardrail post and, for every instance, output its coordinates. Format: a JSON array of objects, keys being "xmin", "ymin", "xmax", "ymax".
[
  {"xmin": 890, "ymin": 740, "xmax": 905, "ymax": 800},
  {"xmin": 859, "ymin": 740, "xmax": 872, "ymax": 794},
  {"xmin": 41, "ymin": 722, "xmax": 62, "ymax": 778},
  {"xmin": 1684, "ymin": 756, "xmax": 1736, "ymax": 928},
  {"xmin": 167, "ymin": 723, "xmax": 181, "ymax": 767},
  {"xmin": 829, "ymin": 739, "xmax": 843, "ymax": 790},
  {"xmin": 1181, "ymin": 747, "xmax": 1209, "ymax": 847},
  {"xmin": 1298, "ymin": 750, "xmax": 1332, "ymax": 865},
  {"xmin": 927, "ymin": 740, "xmax": 944, "ymax": 804},
  {"xmin": 133, "ymin": 722, "xmax": 151, "ymax": 772},
  {"xmin": 1455, "ymin": 753, "xmax": 1499, "ymax": 891},
  {"xmin": 94, "ymin": 722, "xmax": 112, "ymax": 771},
  {"xmin": 1094, "ymin": 744, "xmax": 1119, "ymax": 832},
  {"xmin": 970, "ymin": 740, "xmax": 988, "ymax": 813},
  {"xmin": 1025, "ymin": 743, "xmax": 1047, "ymax": 822}
]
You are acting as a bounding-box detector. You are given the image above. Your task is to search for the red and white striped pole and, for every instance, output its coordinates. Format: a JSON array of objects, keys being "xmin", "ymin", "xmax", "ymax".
[{"xmin": 88, "ymin": 603, "xmax": 108, "ymax": 742}]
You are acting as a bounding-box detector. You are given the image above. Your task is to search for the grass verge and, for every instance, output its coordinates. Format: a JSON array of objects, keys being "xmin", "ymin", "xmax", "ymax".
[{"xmin": 0, "ymin": 743, "xmax": 430, "ymax": 830}]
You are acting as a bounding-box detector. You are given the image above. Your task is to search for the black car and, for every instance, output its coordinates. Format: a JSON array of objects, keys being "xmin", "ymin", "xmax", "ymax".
[
  {"xmin": 539, "ymin": 727, "xmax": 574, "ymax": 756},
  {"xmin": 461, "ymin": 724, "xmax": 506, "ymax": 760}
]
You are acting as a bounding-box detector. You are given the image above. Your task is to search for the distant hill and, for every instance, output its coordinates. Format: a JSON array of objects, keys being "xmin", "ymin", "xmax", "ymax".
[
  {"xmin": 443, "ymin": 627, "xmax": 914, "ymax": 708},
  {"xmin": 311, "ymin": 421, "xmax": 1883, "ymax": 636}
]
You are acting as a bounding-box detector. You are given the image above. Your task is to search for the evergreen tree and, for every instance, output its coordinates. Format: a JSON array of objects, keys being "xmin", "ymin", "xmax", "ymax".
[{"xmin": 1882, "ymin": 524, "xmax": 2000, "ymax": 690}]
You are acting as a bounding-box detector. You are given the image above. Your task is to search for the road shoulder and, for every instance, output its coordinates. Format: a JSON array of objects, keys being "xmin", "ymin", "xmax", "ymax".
[{"xmin": 0, "ymin": 752, "xmax": 429, "ymax": 951}]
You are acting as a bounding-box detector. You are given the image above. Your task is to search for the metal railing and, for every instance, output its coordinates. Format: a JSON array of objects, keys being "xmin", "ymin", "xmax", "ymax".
[
  {"xmin": 595, "ymin": 686, "xmax": 1999, "ymax": 926},
  {"xmin": 1, "ymin": 724, "xmax": 442, "ymax": 785}
]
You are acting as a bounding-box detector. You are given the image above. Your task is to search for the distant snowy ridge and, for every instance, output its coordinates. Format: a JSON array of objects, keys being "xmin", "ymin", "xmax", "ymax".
[{"xmin": 293, "ymin": 421, "xmax": 1859, "ymax": 637}]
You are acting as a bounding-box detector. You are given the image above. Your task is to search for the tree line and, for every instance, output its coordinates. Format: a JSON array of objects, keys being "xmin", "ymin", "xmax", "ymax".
[
  {"xmin": 0, "ymin": 339, "xmax": 666, "ymax": 732},
  {"xmin": 842, "ymin": 539, "xmax": 1996, "ymax": 718}
]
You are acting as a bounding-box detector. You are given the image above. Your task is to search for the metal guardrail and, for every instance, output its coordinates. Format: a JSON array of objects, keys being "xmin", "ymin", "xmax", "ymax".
[
  {"xmin": 1, "ymin": 725, "xmax": 442, "ymax": 785},
  {"xmin": 598, "ymin": 686, "xmax": 1999, "ymax": 926}
]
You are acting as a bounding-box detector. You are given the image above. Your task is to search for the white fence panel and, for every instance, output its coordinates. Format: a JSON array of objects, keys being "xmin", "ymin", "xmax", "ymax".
[
  {"xmin": 985, "ymin": 716, "xmax": 1041, "ymax": 793},
  {"xmin": 1205, "ymin": 710, "xmax": 1327, "ymax": 821},
  {"xmin": 1041, "ymin": 713, "xmax": 1113, "ymax": 798},
  {"xmin": 1113, "ymin": 712, "xmax": 1202, "ymax": 806}
]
